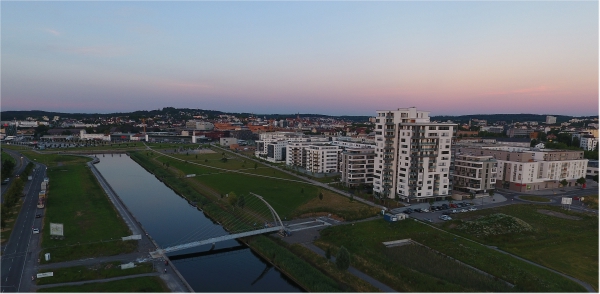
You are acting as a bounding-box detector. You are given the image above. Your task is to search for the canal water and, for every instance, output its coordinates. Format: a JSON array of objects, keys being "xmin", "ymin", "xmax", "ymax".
[{"xmin": 94, "ymin": 154, "xmax": 302, "ymax": 292}]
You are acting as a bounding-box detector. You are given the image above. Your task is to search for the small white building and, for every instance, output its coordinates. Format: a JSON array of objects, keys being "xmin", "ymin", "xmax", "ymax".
[{"xmin": 220, "ymin": 137, "xmax": 238, "ymax": 147}]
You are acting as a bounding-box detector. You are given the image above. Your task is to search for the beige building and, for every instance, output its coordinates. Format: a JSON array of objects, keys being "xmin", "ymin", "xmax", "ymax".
[
  {"xmin": 453, "ymin": 154, "xmax": 497, "ymax": 195},
  {"xmin": 457, "ymin": 146, "xmax": 587, "ymax": 191},
  {"xmin": 340, "ymin": 148, "xmax": 375, "ymax": 188}
]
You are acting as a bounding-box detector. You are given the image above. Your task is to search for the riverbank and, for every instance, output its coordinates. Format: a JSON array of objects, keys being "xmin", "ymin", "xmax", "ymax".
[{"xmin": 128, "ymin": 150, "xmax": 361, "ymax": 292}]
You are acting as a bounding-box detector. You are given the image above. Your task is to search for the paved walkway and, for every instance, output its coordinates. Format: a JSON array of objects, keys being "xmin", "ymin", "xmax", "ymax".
[{"xmin": 35, "ymin": 272, "xmax": 160, "ymax": 289}]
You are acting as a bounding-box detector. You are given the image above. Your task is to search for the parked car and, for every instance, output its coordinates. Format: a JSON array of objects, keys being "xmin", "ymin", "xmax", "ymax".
[
  {"xmin": 414, "ymin": 208, "xmax": 422, "ymax": 213},
  {"xmin": 424, "ymin": 218, "xmax": 433, "ymax": 223},
  {"xmin": 421, "ymin": 208, "xmax": 429, "ymax": 213},
  {"xmin": 460, "ymin": 209, "xmax": 468, "ymax": 213},
  {"xmin": 451, "ymin": 209, "xmax": 458, "ymax": 214},
  {"xmin": 469, "ymin": 207, "xmax": 477, "ymax": 211},
  {"xmin": 442, "ymin": 212, "xmax": 451, "ymax": 216},
  {"xmin": 32, "ymin": 228, "xmax": 39, "ymax": 234},
  {"xmin": 2, "ymin": 178, "xmax": 9, "ymax": 185},
  {"xmin": 35, "ymin": 214, "xmax": 42, "ymax": 218},
  {"xmin": 450, "ymin": 203, "xmax": 457, "ymax": 208}
]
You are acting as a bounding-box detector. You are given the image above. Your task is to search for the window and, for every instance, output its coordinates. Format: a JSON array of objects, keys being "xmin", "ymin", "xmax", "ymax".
[
  {"xmin": 442, "ymin": 151, "xmax": 450, "ymax": 154},
  {"xmin": 429, "ymin": 126, "xmax": 437, "ymax": 130}
]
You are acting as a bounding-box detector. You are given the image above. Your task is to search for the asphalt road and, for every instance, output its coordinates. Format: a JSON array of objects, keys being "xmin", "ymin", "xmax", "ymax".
[{"xmin": 0, "ymin": 159, "xmax": 46, "ymax": 292}]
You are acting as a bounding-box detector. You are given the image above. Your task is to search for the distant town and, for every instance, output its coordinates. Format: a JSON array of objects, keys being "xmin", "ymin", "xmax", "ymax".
[{"xmin": 2, "ymin": 107, "xmax": 599, "ymax": 198}]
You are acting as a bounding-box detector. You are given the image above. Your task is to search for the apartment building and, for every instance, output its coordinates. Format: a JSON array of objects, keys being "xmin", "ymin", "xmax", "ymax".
[
  {"xmin": 580, "ymin": 135, "xmax": 598, "ymax": 151},
  {"xmin": 507, "ymin": 128, "xmax": 534, "ymax": 138},
  {"xmin": 546, "ymin": 116, "xmax": 557, "ymax": 124},
  {"xmin": 457, "ymin": 146, "xmax": 587, "ymax": 191},
  {"xmin": 256, "ymin": 132, "xmax": 332, "ymax": 162},
  {"xmin": 453, "ymin": 154, "xmax": 497, "ymax": 194},
  {"xmin": 305, "ymin": 145, "xmax": 342, "ymax": 173},
  {"xmin": 587, "ymin": 160, "xmax": 598, "ymax": 179},
  {"xmin": 373, "ymin": 107, "xmax": 456, "ymax": 203},
  {"xmin": 340, "ymin": 148, "xmax": 375, "ymax": 188}
]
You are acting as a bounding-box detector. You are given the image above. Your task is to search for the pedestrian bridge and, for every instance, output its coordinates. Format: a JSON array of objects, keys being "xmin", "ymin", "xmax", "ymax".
[{"xmin": 150, "ymin": 193, "xmax": 285, "ymax": 257}]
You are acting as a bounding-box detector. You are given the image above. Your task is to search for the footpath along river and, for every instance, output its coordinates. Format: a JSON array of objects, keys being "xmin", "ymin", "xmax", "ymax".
[{"xmin": 95, "ymin": 154, "xmax": 302, "ymax": 292}]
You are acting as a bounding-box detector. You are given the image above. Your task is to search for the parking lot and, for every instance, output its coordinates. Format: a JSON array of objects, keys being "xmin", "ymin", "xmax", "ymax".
[{"xmin": 388, "ymin": 194, "xmax": 508, "ymax": 223}]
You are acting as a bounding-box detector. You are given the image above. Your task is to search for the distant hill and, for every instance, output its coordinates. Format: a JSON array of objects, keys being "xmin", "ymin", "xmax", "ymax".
[
  {"xmin": 1, "ymin": 109, "xmax": 595, "ymax": 124},
  {"xmin": 431, "ymin": 114, "xmax": 597, "ymax": 124},
  {"xmin": 1, "ymin": 108, "xmax": 371, "ymax": 122}
]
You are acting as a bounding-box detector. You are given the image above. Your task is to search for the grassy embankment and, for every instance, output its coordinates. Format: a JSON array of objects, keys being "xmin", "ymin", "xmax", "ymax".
[
  {"xmin": 519, "ymin": 195, "xmax": 552, "ymax": 202},
  {"xmin": 1, "ymin": 150, "xmax": 16, "ymax": 165},
  {"xmin": 36, "ymin": 262, "xmax": 154, "ymax": 285},
  {"xmin": 135, "ymin": 149, "xmax": 379, "ymax": 220},
  {"xmin": 443, "ymin": 204, "xmax": 598, "ymax": 291},
  {"xmin": 39, "ymin": 161, "xmax": 136, "ymax": 263},
  {"xmin": 37, "ymin": 276, "xmax": 168, "ymax": 292},
  {"xmin": 129, "ymin": 150, "xmax": 380, "ymax": 291},
  {"xmin": 316, "ymin": 217, "xmax": 587, "ymax": 292}
]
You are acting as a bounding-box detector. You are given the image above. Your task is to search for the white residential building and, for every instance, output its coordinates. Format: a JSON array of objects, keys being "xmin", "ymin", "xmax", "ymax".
[
  {"xmin": 305, "ymin": 145, "xmax": 342, "ymax": 173},
  {"xmin": 186, "ymin": 120, "xmax": 215, "ymax": 130},
  {"xmin": 545, "ymin": 116, "xmax": 557, "ymax": 124},
  {"xmin": 373, "ymin": 107, "xmax": 456, "ymax": 202},
  {"xmin": 79, "ymin": 130, "xmax": 111, "ymax": 141},
  {"xmin": 580, "ymin": 135, "xmax": 598, "ymax": 151}
]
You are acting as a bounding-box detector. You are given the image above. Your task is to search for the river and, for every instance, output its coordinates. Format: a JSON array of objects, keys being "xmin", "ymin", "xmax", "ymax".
[{"xmin": 94, "ymin": 154, "xmax": 302, "ymax": 292}]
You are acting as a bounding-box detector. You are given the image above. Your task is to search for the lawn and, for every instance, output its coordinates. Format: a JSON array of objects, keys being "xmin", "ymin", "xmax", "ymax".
[
  {"xmin": 36, "ymin": 262, "xmax": 154, "ymax": 285},
  {"xmin": 1, "ymin": 150, "xmax": 16, "ymax": 165},
  {"xmin": 519, "ymin": 195, "xmax": 551, "ymax": 202},
  {"xmin": 293, "ymin": 189, "xmax": 380, "ymax": 221},
  {"xmin": 40, "ymin": 163, "xmax": 136, "ymax": 263},
  {"xmin": 316, "ymin": 218, "xmax": 585, "ymax": 292},
  {"xmin": 442, "ymin": 204, "xmax": 598, "ymax": 291},
  {"xmin": 37, "ymin": 276, "xmax": 168, "ymax": 292},
  {"xmin": 20, "ymin": 151, "xmax": 90, "ymax": 168},
  {"xmin": 582, "ymin": 194, "xmax": 598, "ymax": 209}
]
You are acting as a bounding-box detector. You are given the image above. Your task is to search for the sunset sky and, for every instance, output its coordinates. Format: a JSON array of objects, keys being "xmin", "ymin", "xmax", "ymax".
[{"xmin": 2, "ymin": 1, "xmax": 598, "ymax": 116}]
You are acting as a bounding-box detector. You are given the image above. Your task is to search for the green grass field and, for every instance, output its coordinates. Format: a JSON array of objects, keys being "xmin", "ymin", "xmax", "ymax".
[
  {"xmin": 582, "ymin": 195, "xmax": 598, "ymax": 209},
  {"xmin": 1, "ymin": 150, "xmax": 16, "ymax": 165},
  {"xmin": 137, "ymin": 150, "xmax": 376, "ymax": 220},
  {"xmin": 36, "ymin": 262, "xmax": 154, "ymax": 285},
  {"xmin": 519, "ymin": 195, "xmax": 551, "ymax": 202},
  {"xmin": 37, "ymin": 276, "xmax": 168, "ymax": 292},
  {"xmin": 40, "ymin": 163, "xmax": 136, "ymax": 263},
  {"xmin": 20, "ymin": 151, "xmax": 90, "ymax": 168},
  {"xmin": 443, "ymin": 204, "xmax": 598, "ymax": 291},
  {"xmin": 316, "ymin": 218, "xmax": 586, "ymax": 292}
]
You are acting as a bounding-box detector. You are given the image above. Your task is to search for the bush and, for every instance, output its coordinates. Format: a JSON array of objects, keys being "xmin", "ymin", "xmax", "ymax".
[
  {"xmin": 336, "ymin": 246, "xmax": 350, "ymax": 270},
  {"xmin": 456, "ymin": 213, "xmax": 533, "ymax": 237}
]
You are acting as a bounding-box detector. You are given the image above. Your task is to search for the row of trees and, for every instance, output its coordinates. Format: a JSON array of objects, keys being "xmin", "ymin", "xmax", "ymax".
[{"xmin": 1, "ymin": 162, "xmax": 34, "ymax": 228}]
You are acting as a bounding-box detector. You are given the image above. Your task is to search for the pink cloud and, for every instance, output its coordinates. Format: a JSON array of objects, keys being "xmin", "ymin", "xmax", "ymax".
[{"xmin": 483, "ymin": 86, "xmax": 551, "ymax": 96}]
